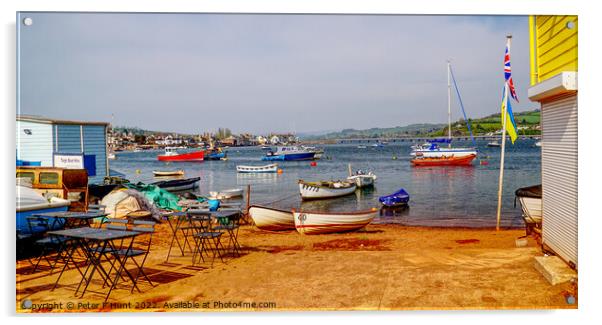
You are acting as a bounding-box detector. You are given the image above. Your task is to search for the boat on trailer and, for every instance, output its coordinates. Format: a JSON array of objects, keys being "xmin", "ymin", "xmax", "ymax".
[
  {"xmin": 298, "ymin": 180, "xmax": 356, "ymax": 200},
  {"xmin": 152, "ymin": 170, "xmax": 185, "ymax": 177},
  {"xmin": 292, "ymin": 208, "xmax": 378, "ymax": 235},
  {"xmin": 379, "ymin": 188, "xmax": 410, "ymax": 207},
  {"xmin": 236, "ymin": 163, "xmax": 278, "ymax": 173},
  {"xmin": 249, "ymin": 205, "xmax": 295, "ymax": 231},
  {"xmin": 151, "ymin": 177, "xmax": 200, "ymax": 192},
  {"xmin": 515, "ymin": 184, "xmax": 542, "ymax": 220},
  {"xmin": 157, "ymin": 147, "xmax": 204, "ymax": 162}
]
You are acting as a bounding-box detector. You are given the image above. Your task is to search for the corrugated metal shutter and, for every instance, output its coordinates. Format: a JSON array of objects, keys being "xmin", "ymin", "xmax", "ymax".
[
  {"xmin": 56, "ymin": 124, "xmax": 82, "ymax": 153},
  {"xmin": 541, "ymin": 93, "xmax": 578, "ymax": 268},
  {"xmin": 82, "ymin": 125, "xmax": 108, "ymax": 183}
]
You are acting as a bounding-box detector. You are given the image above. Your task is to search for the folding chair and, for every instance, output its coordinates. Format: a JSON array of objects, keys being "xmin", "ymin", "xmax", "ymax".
[
  {"xmin": 112, "ymin": 220, "xmax": 156, "ymax": 293},
  {"xmin": 192, "ymin": 231, "xmax": 225, "ymax": 266},
  {"xmin": 179, "ymin": 211, "xmax": 211, "ymax": 253},
  {"xmin": 26, "ymin": 216, "xmax": 70, "ymax": 274},
  {"xmin": 213, "ymin": 211, "xmax": 242, "ymax": 257}
]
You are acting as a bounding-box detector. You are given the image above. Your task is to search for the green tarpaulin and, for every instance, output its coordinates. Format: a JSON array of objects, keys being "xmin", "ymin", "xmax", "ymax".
[{"xmin": 124, "ymin": 183, "xmax": 183, "ymax": 211}]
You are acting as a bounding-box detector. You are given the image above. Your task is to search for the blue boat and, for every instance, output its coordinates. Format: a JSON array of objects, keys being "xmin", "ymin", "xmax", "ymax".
[
  {"xmin": 207, "ymin": 151, "xmax": 227, "ymax": 160},
  {"xmin": 379, "ymin": 188, "xmax": 410, "ymax": 207},
  {"xmin": 261, "ymin": 146, "xmax": 315, "ymax": 161},
  {"xmin": 16, "ymin": 186, "xmax": 70, "ymax": 235}
]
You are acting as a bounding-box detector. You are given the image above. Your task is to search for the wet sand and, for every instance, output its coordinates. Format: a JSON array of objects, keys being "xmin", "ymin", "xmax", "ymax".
[{"xmin": 16, "ymin": 223, "xmax": 577, "ymax": 312}]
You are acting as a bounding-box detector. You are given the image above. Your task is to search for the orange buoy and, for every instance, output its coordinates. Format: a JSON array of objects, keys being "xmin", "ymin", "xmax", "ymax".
[
  {"xmin": 277, "ymin": 168, "xmax": 283, "ymax": 174},
  {"xmin": 310, "ymin": 161, "xmax": 317, "ymax": 167}
]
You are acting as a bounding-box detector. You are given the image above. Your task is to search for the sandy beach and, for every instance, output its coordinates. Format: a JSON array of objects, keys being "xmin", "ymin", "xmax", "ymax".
[{"xmin": 15, "ymin": 222, "xmax": 577, "ymax": 312}]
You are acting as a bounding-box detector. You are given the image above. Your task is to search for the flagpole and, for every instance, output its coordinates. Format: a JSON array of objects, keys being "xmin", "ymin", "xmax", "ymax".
[{"xmin": 496, "ymin": 35, "xmax": 512, "ymax": 231}]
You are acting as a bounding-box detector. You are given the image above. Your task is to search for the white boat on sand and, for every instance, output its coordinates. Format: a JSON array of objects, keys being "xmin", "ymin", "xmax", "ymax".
[
  {"xmin": 209, "ymin": 188, "xmax": 244, "ymax": 199},
  {"xmin": 292, "ymin": 208, "xmax": 378, "ymax": 235},
  {"xmin": 298, "ymin": 180, "xmax": 356, "ymax": 200},
  {"xmin": 249, "ymin": 205, "xmax": 295, "ymax": 231},
  {"xmin": 236, "ymin": 163, "xmax": 278, "ymax": 173}
]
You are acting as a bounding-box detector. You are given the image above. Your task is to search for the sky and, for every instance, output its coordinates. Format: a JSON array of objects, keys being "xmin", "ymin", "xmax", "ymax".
[{"xmin": 18, "ymin": 13, "xmax": 532, "ymax": 134}]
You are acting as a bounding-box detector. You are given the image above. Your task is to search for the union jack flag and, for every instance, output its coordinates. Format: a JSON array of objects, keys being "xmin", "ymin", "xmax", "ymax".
[{"xmin": 504, "ymin": 44, "xmax": 519, "ymax": 102}]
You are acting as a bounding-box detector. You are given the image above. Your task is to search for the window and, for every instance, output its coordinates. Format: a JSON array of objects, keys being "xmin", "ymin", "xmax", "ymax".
[
  {"xmin": 39, "ymin": 172, "xmax": 59, "ymax": 185},
  {"xmin": 16, "ymin": 171, "xmax": 35, "ymax": 183}
]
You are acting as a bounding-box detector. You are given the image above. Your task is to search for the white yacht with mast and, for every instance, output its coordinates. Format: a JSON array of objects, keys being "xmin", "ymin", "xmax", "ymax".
[{"xmin": 411, "ymin": 61, "xmax": 477, "ymax": 159}]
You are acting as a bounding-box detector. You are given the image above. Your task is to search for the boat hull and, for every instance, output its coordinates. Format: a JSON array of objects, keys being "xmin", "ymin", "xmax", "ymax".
[
  {"xmin": 249, "ymin": 205, "xmax": 295, "ymax": 231},
  {"xmin": 262, "ymin": 152, "xmax": 315, "ymax": 161},
  {"xmin": 157, "ymin": 151, "xmax": 204, "ymax": 161},
  {"xmin": 298, "ymin": 181, "xmax": 356, "ymax": 200},
  {"xmin": 152, "ymin": 170, "xmax": 185, "ymax": 177},
  {"xmin": 411, "ymin": 148, "xmax": 477, "ymax": 158},
  {"xmin": 293, "ymin": 209, "xmax": 377, "ymax": 235},
  {"xmin": 209, "ymin": 188, "xmax": 244, "ymax": 199},
  {"xmin": 411, "ymin": 154, "xmax": 476, "ymax": 166},
  {"xmin": 151, "ymin": 177, "xmax": 200, "ymax": 192},
  {"xmin": 236, "ymin": 164, "xmax": 278, "ymax": 173},
  {"xmin": 347, "ymin": 174, "xmax": 376, "ymax": 188}
]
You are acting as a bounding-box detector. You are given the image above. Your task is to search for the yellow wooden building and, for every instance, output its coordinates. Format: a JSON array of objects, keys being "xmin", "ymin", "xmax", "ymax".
[{"xmin": 528, "ymin": 15, "xmax": 578, "ymax": 269}]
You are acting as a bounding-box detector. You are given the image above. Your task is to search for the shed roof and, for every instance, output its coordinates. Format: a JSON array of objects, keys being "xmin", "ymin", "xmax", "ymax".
[{"xmin": 16, "ymin": 115, "xmax": 109, "ymax": 126}]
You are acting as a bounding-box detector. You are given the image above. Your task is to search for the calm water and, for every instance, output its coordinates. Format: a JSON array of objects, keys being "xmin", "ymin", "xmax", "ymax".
[{"xmin": 110, "ymin": 139, "xmax": 541, "ymax": 228}]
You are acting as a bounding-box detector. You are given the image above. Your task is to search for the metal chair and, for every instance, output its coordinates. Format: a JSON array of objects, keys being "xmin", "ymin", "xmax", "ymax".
[
  {"xmin": 111, "ymin": 220, "xmax": 156, "ymax": 293},
  {"xmin": 26, "ymin": 216, "xmax": 70, "ymax": 274},
  {"xmin": 213, "ymin": 211, "xmax": 242, "ymax": 257}
]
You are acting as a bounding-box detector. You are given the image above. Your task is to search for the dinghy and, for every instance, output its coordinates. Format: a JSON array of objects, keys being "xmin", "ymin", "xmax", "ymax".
[
  {"xmin": 379, "ymin": 188, "xmax": 410, "ymax": 207},
  {"xmin": 152, "ymin": 170, "xmax": 185, "ymax": 177},
  {"xmin": 249, "ymin": 205, "xmax": 295, "ymax": 231},
  {"xmin": 209, "ymin": 188, "xmax": 244, "ymax": 199},
  {"xmin": 515, "ymin": 184, "xmax": 542, "ymax": 219},
  {"xmin": 236, "ymin": 163, "xmax": 278, "ymax": 173},
  {"xmin": 487, "ymin": 141, "xmax": 501, "ymax": 147},
  {"xmin": 151, "ymin": 177, "xmax": 200, "ymax": 192},
  {"xmin": 292, "ymin": 208, "xmax": 378, "ymax": 235},
  {"xmin": 298, "ymin": 180, "xmax": 356, "ymax": 200},
  {"xmin": 346, "ymin": 169, "xmax": 377, "ymax": 188}
]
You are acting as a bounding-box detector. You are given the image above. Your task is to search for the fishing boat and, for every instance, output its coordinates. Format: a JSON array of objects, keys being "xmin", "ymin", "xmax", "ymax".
[
  {"xmin": 236, "ymin": 163, "xmax": 278, "ymax": 173},
  {"xmin": 205, "ymin": 148, "xmax": 227, "ymax": 160},
  {"xmin": 346, "ymin": 165, "xmax": 377, "ymax": 188},
  {"xmin": 157, "ymin": 147, "xmax": 204, "ymax": 162},
  {"xmin": 302, "ymin": 146, "xmax": 325, "ymax": 159},
  {"xmin": 152, "ymin": 170, "xmax": 185, "ymax": 177},
  {"xmin": 262, "ymin": 146, "xmax": 315, "ymax": 161},
  {"xmin": 292, "ymin": 208, "xmax": 378, "ymax": 235},
  {"xmin": 151, "ymin": 177, "xmax": 200, "ymax": 192},
  {"xmin": 411, "ymin": 154, "xmax": 476, "ymax": 166},
  {"xmin": 515, "ymin": 184, "xmax": 542, "ymax": 219},
  {"xmin": 409, "ymin": 62, "xmax": 477, "ymax": 163},
  {"xmin": 487, "ymin": 141, "xmax": 501, "ymax": 147},
  {"xmin": 248, "ymin": 205, "xmax": 295, "ymax": 231},
  {"xmin": 209, "ymin": 188, "xmax": 244, "ymax": 199},
  {"xmin": 379, "ymin": 188, "xmax": 410, "ymax": 207},
  {"xmin": 298, "ymin": 180, "xmax": 356, "ymax": 200},
  {"xmin": 16, "ymin": 185, "xmax": 71, "ymax": 235}
]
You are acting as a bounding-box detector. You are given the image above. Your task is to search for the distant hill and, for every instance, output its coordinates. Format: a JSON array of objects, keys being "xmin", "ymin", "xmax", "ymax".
[{"xmin": 304, "ymin": 109, "xmax": 540, "ymax": 140}]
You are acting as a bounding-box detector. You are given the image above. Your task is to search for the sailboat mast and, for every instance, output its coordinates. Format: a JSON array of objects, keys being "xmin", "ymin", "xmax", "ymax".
[{"xmin": 447, "ymin": 61, "xmax": 452, "ymax": 145}]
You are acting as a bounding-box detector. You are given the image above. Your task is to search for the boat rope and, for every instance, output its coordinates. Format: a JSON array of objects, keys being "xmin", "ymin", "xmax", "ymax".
[
  {"xmin": 449, "ymin": 65, "xmax": 478, "ymax": 149},
  {"xmin": 259, "ymin": 192, "xmax": 299, "ymax": 206}
]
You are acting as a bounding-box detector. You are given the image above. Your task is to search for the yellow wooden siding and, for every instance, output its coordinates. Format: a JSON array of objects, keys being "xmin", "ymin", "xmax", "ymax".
[{"xmin": 532, "ymin": 15, "xmax": 578, "ymax": 83}]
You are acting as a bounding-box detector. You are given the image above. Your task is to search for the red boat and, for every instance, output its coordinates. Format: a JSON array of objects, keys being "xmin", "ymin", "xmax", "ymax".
[
  {"xmin": 157, "ymin": 147, "xmax": 204, "ymax": 162},
  {"xmin": 411, "ymin": 154, "xmax": 476, "ymax": 167}
]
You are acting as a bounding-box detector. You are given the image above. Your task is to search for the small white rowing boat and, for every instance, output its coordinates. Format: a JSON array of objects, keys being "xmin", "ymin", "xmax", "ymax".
[
  {"xmin": 236, "ymin": 163, "xmax": 278, "ymax": 173},
  {"xmin": 347, "ymin": 171, "xmax": 377, "ymax": 188},
  {"xmin": 298, "ymin": 180, "xmax": 356, "ymax": 200},
  {"xmin": 152, "ymin": 170, "xmax": 185, "ymax": 177},
  {"xmin": 209, "ymin": 188, "xmax": 244, "ymax": 199},
  {"xmin": 292, "ymin": 208, "xmax": 378, "ymax": 235},
  {"xmin": 249, "ymin": 205, "xmax": 295, "ymax": 231}
]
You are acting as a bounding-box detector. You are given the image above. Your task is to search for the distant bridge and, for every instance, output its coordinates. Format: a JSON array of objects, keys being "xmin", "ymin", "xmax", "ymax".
[{"xmin": 334, "ymin": 135, "xmax": 541, "ymax": 144}]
